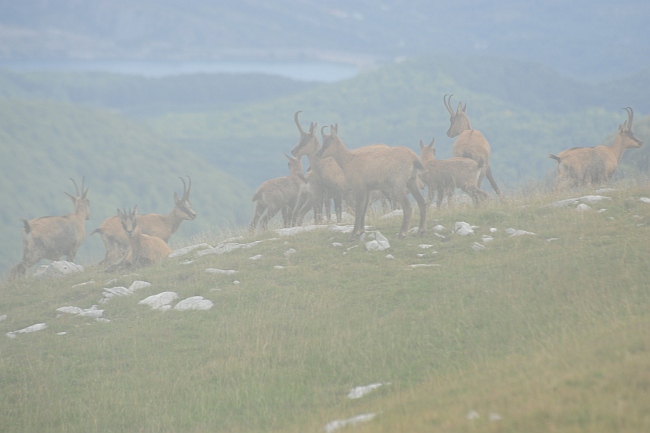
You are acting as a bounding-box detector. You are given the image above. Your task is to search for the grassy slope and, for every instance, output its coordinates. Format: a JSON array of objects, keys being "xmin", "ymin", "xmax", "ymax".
[
  {"xmin": 1, "ymin": 183, "xmax": 649, "ymax": 432},
  {"xmin": 0, "ymin": 99, "xmax": 253, "ymax": 274},
  {"xmin": 144, "ymin": 56, "xmax": 650, "ymax": 189}
]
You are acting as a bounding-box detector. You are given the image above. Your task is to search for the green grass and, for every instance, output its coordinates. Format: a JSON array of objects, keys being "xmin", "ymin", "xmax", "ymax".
[{"xmin": 1, "ymin": 183, "xmax": 650, "ymax": 432}]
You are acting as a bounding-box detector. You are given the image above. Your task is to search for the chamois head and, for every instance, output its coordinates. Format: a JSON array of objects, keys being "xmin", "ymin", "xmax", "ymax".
[
  {"xmin": 66, "ymin": 177, "xmax": 91, "ymax": 220},
  {"xmin": 444, "ymin": 94, "xmax": 471, "ymax": 138},
  {"xmin": 617, "ymin": 107, "xmax": 643, "ymax": 149},
  {"xmin": 117, "ymin": 206, "xmax": 139, "ymax": 238},
  {"xmin": 290, "ymin": 111, "xmax": 320, "ymax": 158},
  {"xmin": 317, "ymin": 124, "xmax": 339, "ymax": 158},
  {"xmin": 419, "ymin": 137, "xmax": 436, "ymax": 164},
  {"xmin": 284, "ymin": 152, "xmax": 303, "ymax": 176},
  {"xmin": 174, "ymin": 176, "xmax": 197, "ymax": 221}
]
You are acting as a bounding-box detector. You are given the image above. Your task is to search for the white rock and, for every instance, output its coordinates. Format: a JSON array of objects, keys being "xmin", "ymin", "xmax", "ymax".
[
  {"xmin": 34, "ymin": 261, "xmax": 84, "ymax": 278},
  {"xmin": 0, "ymin": 315, "xmax": 6, "ymax": 322},
  {"xmin": 432, "ymin": 225, "xmax": 445, "ymax": 231},
  {"xmin": 284, "ymin": 248, "xmax": 297, "ymax": 257},
  {"xmin": 408, "ymin": 264, "xmax": 442, "ymax": 268},
  {"xmin": 454, "ymin": 222, "xmax": 474, "ymax": 236},
  {"xmin": 71, "ymin": 280, "xmax": 95, "ymax": 288},
  {"xmin": 385, "ymin": 254, "xmax": 395, "ymax": 259},
  {"xmin": 174, "ymin": 296, "xmax": 214, "ymax": 311},
  {"xmin": 467, "ymin": 410, "xmax": 480, "ymax": 420},
  {"xmin": 419, "ymin": 244, "xmax": 435, "ymax": 249},
  {"xmin": 249, "ymin": 254, "xmax": 263, "ymax": 260},
  {"xmin": 472, "ymin": 242, "xmax": 485, "ymax": 251},
  {"xmin": 639, "ymin": 197, "xmax": 650, "ymax": 204},
  {"xmin": 138, "ymin": 292, "xmax": 179, "ymax": 310},
  {"xmin": 205, "ymin": 268, "xmax": 238, "ymax": 275},
  {"xmin": 6, "ymin": 323, "xmax": 47, "ymax": 339},
  {"xmin": 276, "ymin": 225, "xmax": 324, "ymax": 236},
  {"xmin": 56, "ymin": 306, "xmax": 84, "ymax": 315},
  {"xmin": 506, "ymin": 228, "xmax": 536, "ymax": 236},
  {"xmin": 274, "ymin": 265, "xmax": 286, "ymax": 269},
  {"xmin": 169, "ymin": 243, "xmax": 211, "ymax": 258},
  {"xmin": 324, "ymin": 413, "xmax": 377, "ymax": 433},
  {"xmin": 332, "ymin": 242, "xmax": 343, "ymax": 247},
  {"xmin": 129, "ymin": 281, "xmax": 151, "ymax": 291},
  {"xmin": 347, "ymin": 383, "xmax": 385, "ymax": 399},
  {"xmin": 490, "ymin": 227, "xmax": 498, "ymax": 233},
  {"xmin": 481, "ymin": 236, "xmax": 494, "ymax": 242},
  {"xmin": 489, "ymin": 412, "xmax": 502, "ymax": 421},
  {"xmin": 576, "ymin": 203, "xmax": 591, "ymax": 212}
]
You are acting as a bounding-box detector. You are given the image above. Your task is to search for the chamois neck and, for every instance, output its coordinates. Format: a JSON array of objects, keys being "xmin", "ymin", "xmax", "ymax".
[
  {"xmin": 608, "ymin": 133, "xmax": 628, "ymax": 162},
  {"xmin": 164, "ymin": 208, "xmax": 185, "ymax": 234}
]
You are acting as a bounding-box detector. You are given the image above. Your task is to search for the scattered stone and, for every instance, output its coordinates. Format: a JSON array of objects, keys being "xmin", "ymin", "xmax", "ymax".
[
  {"xmin": 347, "ymin": 383, "xmax": 386, "ymax": 399},
  {"xmin": 454, "ymin": 222, "xmax": 475, "ymax": 236},
  {"xmin": 489, "ymin": 413, "xmax": 502, "ymax": 421},
  {"xmin": 139, "ymin": 292, "xmax": 179, "ymax": 311},
  {"xmin": 324, "ymin": 413, "xmax": 377, "ymax": 433},
  {"xmin": 174, "ymin": 296, "xmax": 213, "ymax": 311},
  {"xmin": 205, "ymin": 268, "xmax": 238, "ymax": 275},
  {"xmin": 490, "ymin": 227, "xmax": 498, "ymax": 233},
  {"xmin": 576, "ymin": 203, "xmax": 591, "ymax": 212},
  {"xmin": 408, "ymin": 264, "xmax": 442, "ymax": 268},
  {"xmin": 432, "ymin": 225, "xmax": 445, "ymax": 232},
  {"xmin": 472, "ymin": 242, "xmax": 485, "ymax": 251},
  {"xmin": 100, "ymin": 280, "xmax": 151, "ymax": 303},
  {"xmin": 506, "ymin": 228, "xmax": 536, "ymax": 236},
  {"xmin": 249, "ymin": 254, "xmax": 263, "ymax": 260},
  {"xmin": 365, "ymin": 231, "xmax": 390, "ymax": 251},
  {"xmin": 6, "ymin": 323, "xmax": 47, "ymax": 339},
  {"xmin": 332, "ymin": 242, "xmax": 343, "ymax": 247},
  {"xmin": 639, "ymin": 197, "xmax": 650, "ymax": 204},
  {"xmin": 71, "ymin": 280, "xmax": 95, "ymax": 288},
  {"xmin": 34, "ymin": 261, "xmax": 84, "ymax": 279},
  {"xmin": 169, "ymin": 243, "xmax": 211, "ymax": 258},
  {"xmin": 419, "ymin": 244, "xmax": 435, "ymax": 249},
  {"xmin": 482, "ymin": 235, "xmax": 494, "ymax": 242},
  {"xmin": 0, "ymin": 315, "xmax": 6, "ymax": 322},
  {"xmin": 179, "ymin": 260, "xmax": 195, "ymax": 265},
  {"xmin": 56, "ymin": 305, "xmax": 104, "ymax": 319},
  {"xmin": 274, "ymin": 265, "xmax": 287, "ymax": 269},
  {"xmin": 284, "ymin": 248, "xmax": 297, "ymax": 257},
  {"xmin": 467, "ymin": 410, "xmax": 480, "ymax": 420},
  {"xmin": 385, "ymin": 254, "xmax": 395, "ymax": 259}
]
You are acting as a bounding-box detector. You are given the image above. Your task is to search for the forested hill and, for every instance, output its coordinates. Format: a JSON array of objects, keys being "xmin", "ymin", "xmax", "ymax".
[
  {"xmin": 142, "ymin": 55, "xmax": 650, "ymax": 189},
  {"xmin": 0, "ymin": 99, "xmax": 253, "ymax": 274}
]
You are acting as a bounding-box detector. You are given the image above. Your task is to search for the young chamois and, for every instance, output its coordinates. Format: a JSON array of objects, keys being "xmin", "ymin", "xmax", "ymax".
[
  {"xmin": 549, "ymin": 107, "xmax": 643, "ymax": 189},
  {"xmin": 250, "ymin": 153, "xmax": 304, "ymax": 233},
  {"xmin": 317, "ymin": 124, "xmax": 427, "ymax": 240},
  {"xmin": 419, "ymin": 137, "xmax": 488, "ymax": 208},
  {"xmin": 9, "ymin": 177, "xmax": 90, "ymax": 280},
  {"xmin": 443, "ymin": 94, "xmax": 500, "ymax": 196},
  {"xmin": 105, "ymin": 206, "xmax": 172, "ymax": 272},
  {"xmin": 92, "ymin": 176, "xmax": 196, "ymax": 266}
]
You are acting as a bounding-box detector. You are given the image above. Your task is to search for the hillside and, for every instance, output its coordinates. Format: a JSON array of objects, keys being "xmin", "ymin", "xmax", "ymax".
[
  {"xmin": 144, "ymin": 55, "xmax": 650, "ymax": 189},
  {"xmin": 0, "ymin": 99, "xmax": 253, "ymax": 274},
  {"xmin": 1, "ymin": 183, "xmax": 649, "ymax": 432}
]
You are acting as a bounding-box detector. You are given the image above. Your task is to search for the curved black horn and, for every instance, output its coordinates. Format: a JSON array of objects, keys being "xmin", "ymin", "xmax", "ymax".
[
  {"xmin": 69, "ymin": 178, "xmax": 80, "ymax": 196},
  {"xmin": 294, "ymin": 111, "xmax": 306, "ymax": 136},
  {"xmin": 623, "ymin": 107, "xmax": 634, "ymax": 129},
  {"xmin": 179, "ymin": 176, "xmax": 188, "ymax": 199},
  {"xmin": 185, "ymin": 175, "xmax": 192, "ymax": 198},
  {"xmin": 321, "ymin": 125, "xmax": 329, "ymax": 138},
  {"xmin": 443, "ymin": 94, "xmax": 454, "ymax": 115}
]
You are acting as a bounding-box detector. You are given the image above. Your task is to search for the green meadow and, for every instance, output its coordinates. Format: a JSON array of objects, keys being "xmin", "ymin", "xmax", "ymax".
[{"xmin": 2, "ymin": 183, "xmax": 649, "ymax": 432}]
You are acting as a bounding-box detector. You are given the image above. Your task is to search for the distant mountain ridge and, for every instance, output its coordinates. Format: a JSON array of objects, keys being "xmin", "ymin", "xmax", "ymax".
[{"xmin": 0, "ymin": 0, "xmax": 649, "ymax": 80}]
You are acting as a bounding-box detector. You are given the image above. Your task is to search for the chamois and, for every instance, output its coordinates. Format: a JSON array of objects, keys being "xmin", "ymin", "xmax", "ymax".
[
  {"xmin": 419, "ymin": 137, "xmax": 488, "ymax": 207},
  {"xmin": 317, "ymin": 124, "xmax": 427, "ymax": 240},
  {"xmin": 92, "ymin": 176, "xmax": 196, "ymax": 265},
  {"xmin": 250, "ymin": 153, "xmax": 304, "ymax": 233},
  {"xmin": 443, "ymin": 94, "xmax": 500, "ymax": 196},
  {"xmin": 549, "ymin": 107, "xmax": 643, "ymax": 189},
  {"xmin": 9, "ymin": 177, "xmax": 90, "ymax": 280},
  {"xmin": 290, "ymin": 111, "xmax": 346, "ymax": 225},
  {"xmin": 105, "ymin": 206, "xmax": 172, "ymax": 272}
]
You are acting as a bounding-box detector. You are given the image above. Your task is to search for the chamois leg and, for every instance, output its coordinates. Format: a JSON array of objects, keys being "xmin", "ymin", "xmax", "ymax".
[
  {"xmin": 485, "ymin": 166, "xmax": 500, "ymax": 196},
  {"xmin": 249, "ymin": 202, "xmax": 267, "ymax": 233},
  {"xmin": 260, "ymin": 204, "xmax": 281, "ymax": 231},
  {"xmin": 349, "ymin": 191, "xmax": 370, "ymax": 241},
  {"xmin": 407, "ymin": 179, "xmax": 427, "ymax": 236},
  {"xmin": 396, "ymin": 192, "xmax": 413, "ymax": 238},
  {"xmin": 333, "ymin": 194, "xmax": 343, "ymax": 223},
  {"xmin": 435, "ymin": 187, "xmax": 445, "ymax": 209}
]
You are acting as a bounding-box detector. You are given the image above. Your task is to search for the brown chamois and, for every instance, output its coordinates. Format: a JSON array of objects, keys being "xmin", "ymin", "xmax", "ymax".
[
  {"xmin": 317, "ymin": 124, "xmax": 427, "ymax": 240},
  {"xmin": 419, "ymin": 137, "xmax": 488, "ymax": 208},
  {"xmin": 290, "ymin": 111, "xmax": 347, "ymax": 225},
  {"xmin": 105, "ymin": 206, "xmax": 172, "ymax": 272},
  {"xmin": 443, "ymin": 94, "xmax": 500, "ymax": 196},
  {"xmin": 549, "ymin": 107, "xmax": 643, "ymax": 189},
  {"xmin": 9, "ymin": 177, "xmax": 90, "ymax": 280},
  {"xmin": 92, "ymin": 176, "xmax": 196, "ymax": 265},
  {"xmin": 250, "ymin": 153, "xmax": 304, "ymax": 233}
]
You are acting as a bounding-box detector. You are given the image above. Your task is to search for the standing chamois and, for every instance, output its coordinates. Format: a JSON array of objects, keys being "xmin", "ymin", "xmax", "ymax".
[
  {"xmin": 317, "ymin": 124, "xmax": 426, "ymax": 240},
  {"xmin": 290, "ymin": 111, "xmax": 346, "ymax": 225},
  {"xmin": 443, "ymin": 94, "xmax": 500, "ymax": 196},
  {"xmin": 9, "ymin": 177, "xmax": 90, "ymax": 280},
  {"xmin": 92, "ymin": 176, "xmax": 196, "ymax": 266},
  {"xmin": 250, "ymin": 153, "xmax": 304, "ymax": 233},
  {"xmin": 419, "ymin": 137, "xmax": 488, "ymax": 207},
  {"xmin": 105, "ymin": 206, "xmax": 172, "ymax": 272},
  {"xmin": 549, "ymin": 107, "xmax": 643, "ymax": 189}
]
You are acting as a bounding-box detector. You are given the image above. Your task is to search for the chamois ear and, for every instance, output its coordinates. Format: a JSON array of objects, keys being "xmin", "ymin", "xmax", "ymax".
[
  {"xmin": 133, "ymin": 205, "xmax": 138, "ymax": 215},
  {"xmin": 428, "ymin": 137, "xmax": 435, "ymax": 149},
  {"xmin": 456, "ymin": 102, "xmax": 463, "ymax": 114},
  {"xmin": 462, "ymin": 103, "xmax": 467, "ymax": 113},
  {"xmin": 117, "ymin": 208, "xmax": 124, "ymax": 218}
]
